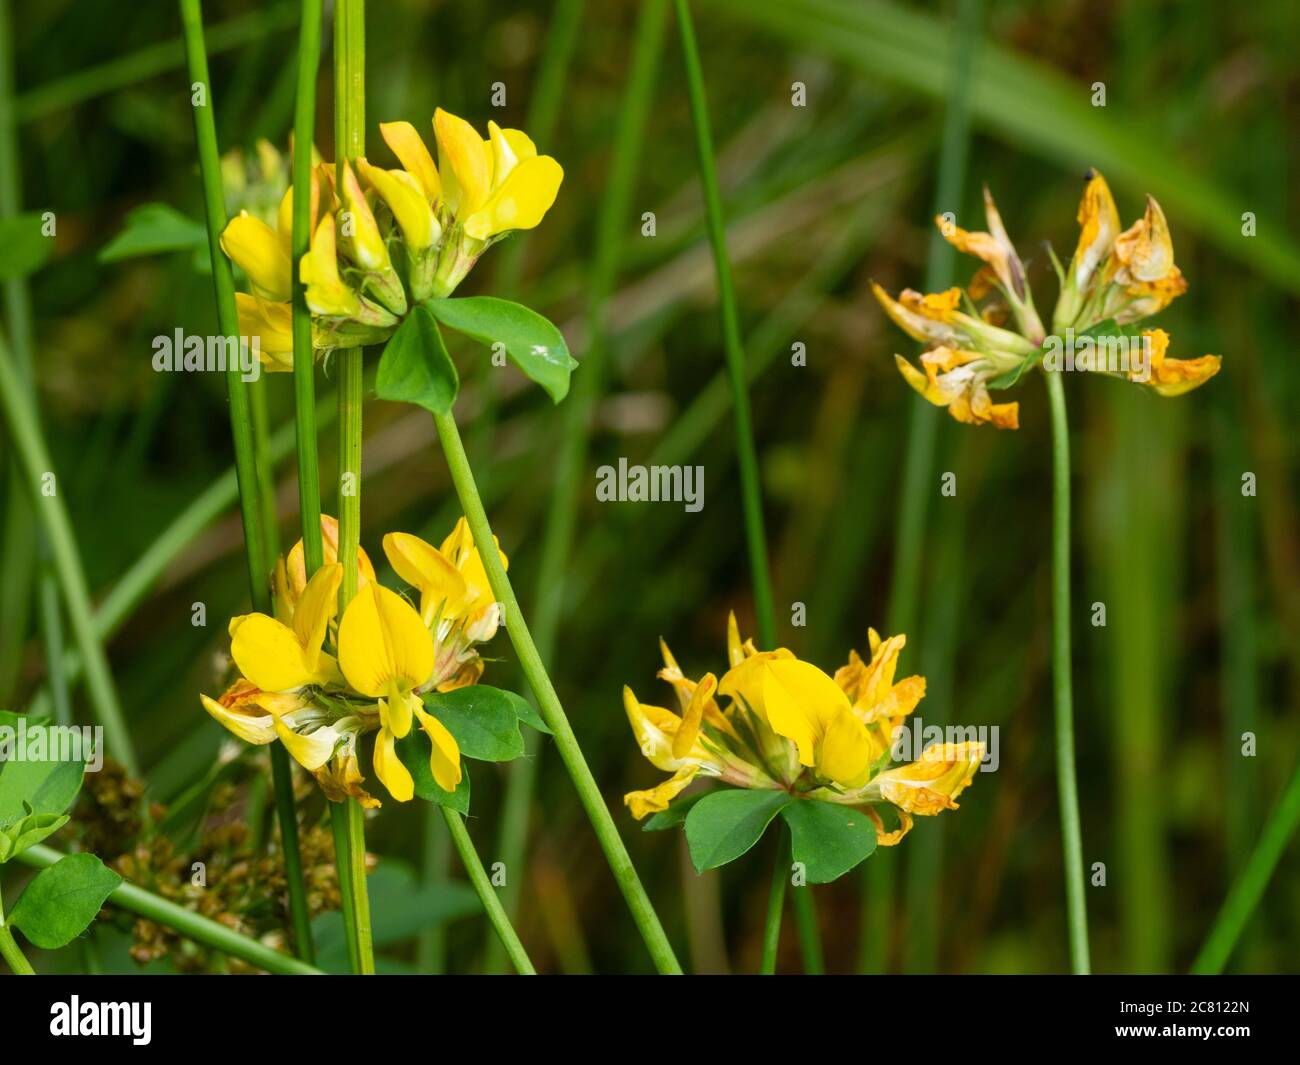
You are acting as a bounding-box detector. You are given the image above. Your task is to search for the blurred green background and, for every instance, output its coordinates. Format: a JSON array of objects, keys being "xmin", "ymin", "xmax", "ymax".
[{"xmin": 1, "ymin": 0, "xmax": 1297, "ymax": 974}]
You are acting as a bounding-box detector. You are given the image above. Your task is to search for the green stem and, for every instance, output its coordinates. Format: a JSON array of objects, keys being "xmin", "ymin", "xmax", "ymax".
[
  {"xmin": 16, "ymin": 844, "xmax": 322, "ymax": 975},
  {"xmin": 0, "ymin": 331, "xmax": 136, "ymax": 772},
  {"xmin": 1045, "ymin": 368, "xmax": 1090, "ymax": 974},
  {"xmin": 292, "ymin": 0, "xmax": 324, "ymax": 574},
  {"xmin": 1192, "ymin": 752, "xmax": 1300, "ymax": 974},
  {"xmin": 674, "ymin": 0, "xmax": 775, "ymax": 649},
  {"xmin": 179, "ymin": 0, "xmax": 313, "ymax": 962},
  {"xmin": 431, "ymin": 409, "xmax": 682, "ymax": 975},
  {"xmin": 329, "ymin": 801, "xmax": 360, "ymax": 974},
  {"xmin": 489, "ymin": 0, "xmax": 669, "ymax": 974},
  {"xmin": 760, "ymin": 828, "xmax": 789, "ymax": 974},
  {"xmin": 0, "ymin": 872, "xmax": 35, "ymax": 975},
  {"xmin": 441, "ymin": 808, "xmax": 536, "ymax": 975},
  {"xmin": 331, "ymin": 0, "xmax": 375, "ymax": 977},
  {"xmin": 417, "ymin": 808, "xmax": 451, "ymax": 972},
  {"xmin": 790, "ymin": 885, "xmax": 824, "ymax": 975}
]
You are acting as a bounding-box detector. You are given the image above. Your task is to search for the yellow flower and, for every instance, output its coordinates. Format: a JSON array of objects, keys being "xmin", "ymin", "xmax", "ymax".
[
  {"xmin": 220, "ymin": 212, "xmax": 292, "ymax": 303},
  {"xmin": 278, "ymin": 514, "xmax": 376, "ymax": 615},
  {"xmin": 338, "ymin": 581, "xmax": 460, "ymax": 801},
  {"xmin": 300, "ymin": 215, "xmax": 361, "ymax": 318},
  {"xmin": 1069, "ymin": 169, "xmax": 1120, "ymax": 292},
  {"xmin": 228, "ymin": 563, "xmax": 343, "ymax": 693},
  {"xmin": 622, "ymin": 614, "xmax": 985, "ymax": 845},
  {"xmin": 382, "ymin": 517, "xmax": 506, "ymax": 689},
  {"xmin": 234, "ymin": 292, "xmax": 294, "ymax": 371}
]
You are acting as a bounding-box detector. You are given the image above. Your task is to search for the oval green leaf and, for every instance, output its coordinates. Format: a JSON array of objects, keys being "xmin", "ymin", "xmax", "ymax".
[
  {"xmin": 8, "ymin": 852, "xmax": 122, "ymax": 949},
  {"xmin": 779, "ymin": 799, "xmax": 877, "ymax": 883},
  {"xmin": 422, "ymin": 686, "xmax": 525, "ymax": 762},
  {"xmin": 396, "ymin": 732, "xmax": 470, "ymax": 813},
  {"xmin": 684, "ymin": 788, "xmax": 792, "ymax": 873},
  {"xmin": 424, "ymin": 296, "xmax": 577, "ymax": 403}
]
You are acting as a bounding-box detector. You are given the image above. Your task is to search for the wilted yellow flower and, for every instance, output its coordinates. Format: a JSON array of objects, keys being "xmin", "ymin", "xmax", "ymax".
[
  {"xmin": 622, "ymin": 615, "xmax": 984, "ymax": 844},
  {"xmin": 875, "ymin": 168, "xmax": 1221, "ymax": 429}
]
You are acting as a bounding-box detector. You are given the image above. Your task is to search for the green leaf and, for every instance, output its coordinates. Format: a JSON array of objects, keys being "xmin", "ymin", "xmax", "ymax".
[
  {"xmin": 424, "ymin": 296, "xmax": 577, "ymax": 403},
  {"xmin": 376, "ymin": 304, "xmax": 460, "ymax": 415},
  {"xmin": 0, "ymin": 731, "xmax": 86, "ymax": 830},
  {"xmin": 397, "ymin": 732, "xmax": 470, "ymax": 813},
  {"xmin": 0, "ymin": 213, "xmax": 53, "ymax": 280},
  {"xmin": 0, "ymin": 812, "xmax": 69, "ymax": 864},
  {"xmin": 779, "ymin": 799, "xmax": 877, "ymax": 883},
  {"xmin": 98, "ymin": 202, "xmax": 207, "ymax": 263},
  {"xmin": 422, "ymin": 686, "xmax": 525, "ymax": 762},
  {"xmin": 8, "ymin": 852, "xmax": 122, "ymax": 949},
  {"xmin": 502, "ymin": 688, "xmax": 551, "ymax": 735},
  {"xmin": 684, "ymin": 789, "xmax": 792, "ymax": 873},
  {"xmin": 643, "ymin": 790, "xmax": 706, "ymax": 832}
]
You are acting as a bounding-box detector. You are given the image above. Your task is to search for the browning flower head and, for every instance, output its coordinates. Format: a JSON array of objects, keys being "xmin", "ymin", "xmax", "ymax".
[
  {"xmin": 622, "ymin": 614, "xmax": 984, "ymax": 845},
  {"xmin": 875, "ymin": 168, "xmax": 1222, "ymax": 428}
]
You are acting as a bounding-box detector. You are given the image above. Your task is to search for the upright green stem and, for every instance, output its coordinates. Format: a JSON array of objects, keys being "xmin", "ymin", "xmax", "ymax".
[
  {"xmin": 0, "ymin": 332, "xmax": 136, "ymax": 772},
  {"xmin": 790, "ymin": 885, "xmax": 824, "ymax": 974},
  {"xmin": 442, "ymin": 809, "xmax": 536, "ymax": 975},
  {"xmin": 489, "ymin": 0, "xmax": 669, "ymax": 974},
  {"xmin": 329, "ymin": 801, "xmax": 360, "ymax": 973},
  {"xmin": 674, "ymin": 0, "xmax": 775, "ymax": 650},
  {"xmin": 292, "ymin": 0, "xmax": 324, "ymax": 574},
  {"xmin": 1045, "ymin": 368, "xmax": 1090, "ymax": 974},
  {"xmin": 432, "ymin": 409, "xmax": 682, "ymax": 975},
  {"xmin": 760, "ymin": 828, "xmax": 789, "ymax": 974},
  {"xmin": 331, "ymin": 0, "xmax": 374, "ymax": 976},
  {"xmin": 0, "ymin": 872, "xmax": 35, "ymax": 975},
  {"xmin": 1192, "ymin": 752, "xmax": 1300, "ymax": 974},
  {"xmin": 17, "ymin": 844, "xmax": 323, "ymax": 975},
  {"xmin": 179, "ymin": 0, "xmax": 313, "ymax": 961}
]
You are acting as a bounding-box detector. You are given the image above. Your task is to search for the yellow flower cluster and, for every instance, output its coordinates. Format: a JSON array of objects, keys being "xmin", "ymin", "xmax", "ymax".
[
  {"xmin": 200, "ymin": 516, "xmax": 506, "ymax": 807},
  {"xmin": 218, "ymin": 108, "xmax": 563, "ymax": 371},
  {"xmin": 873, "ymin": 170, "xmax": 1222, "ymax": 429},
  {"xmin": 623, "ymin": 615, "xmax": 984, "ymax": 845}
]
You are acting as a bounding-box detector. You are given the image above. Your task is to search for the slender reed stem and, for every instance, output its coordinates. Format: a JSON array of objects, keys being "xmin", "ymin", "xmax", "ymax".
[
  {"xmin": 418, "ymin": 808, "xmax": 451, "ymax": 972},
  {"xmin": 674, "ymin": 0, "xmax": 775, "ymax": 649},
  {"xmin": 1192, "ymin": 752, "xmax": 1300, "ymax": 974},
  {"xmin": 431, "ymin": 409, "xmax": 683, "ymax": 975},
  {"xmin": 0, "ymin": 332, "xmax": 136, "ymax": 772},
  {"xmin": 1045, "ymin": 368, "xmax": 1090, "ymax": 974},
  {"xmin": 329, "ymin": 801, "xmax": 360, "ymax": 973},
  {"xmin": 17, "ymin": 844, "xmax": 323, "ymax": 975},
  {"xmin": 489, "ymin": 0, "xmax": 668, "ymax": 974},
  {"xmin": 760, "ymin": 828, "xmax": 789, "ymax": 974},
  {"xmin": 292, "ymin": 0, "xmax": 324, "ymax": 573},
  {"xmin": 0, "ymin": 872, "xmax": 35, "ymax": 975},
  {"xmin": 178, "ymin": 0, "xmax": 313, "ymax": 960},
  {"xmin": 442, "ymin": 809, "xmax": 536, "ymax": 975},
  {"xmin": 331, "ymin": 0, "xmax": 375, "ymax": 976}
]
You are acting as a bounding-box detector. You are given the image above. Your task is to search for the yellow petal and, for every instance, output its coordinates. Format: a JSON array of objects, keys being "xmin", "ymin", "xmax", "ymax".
[
  {"xmin": 220, "ymin": 212, "xmax": 292, "ymax": 302},
  {"xmin": 486, "ymin": 121, "xmax": 536, "ymax": 188},
  {"xmin": 759, "ymin": 659, "xmax": 854, "ymax": 768},
  {"xmin": 624, "ymin": 686, "xmax": 684, "ymax": 771},
  {"xmin": 1072, "ymin": 169, "xmax": 1120, "ymax": 287},
  {"xmin": 200, "ymin": 690, "xmax": 275, "ymax": 745},
  {"xmin": 434, "ymin": 108, "xmax": 492, "ymax": 218},
  {"xmin": 382, "ymin": 531, "xmax": 469, "ymax": 623},
  {"xmin": 337, "ymin": 159, "xmax": 389, "ymax": 272},
  {"xmin": 414, "ymin": 705, "xmax": 462, "ymax": 792},
  {"xmin": 817, "ymin": 708, "xmax": 874, "ymax": 788},
  {"xmin": 235, "ymin": 293, "xmax": 294, "ymax": 369},
  {"xmin": 624, "ymin": 765, "xmax": 699, "ymax": 820},
  {"xmin": 291, "ymin": 562, "xmax": 342, "ymax": 660},
  {"xmin": 229, "ymin": 613, "xmax": 317, "ymax": 692},
  {"xmin": 725, "ymin": 612, "xmax": 745, "ymax": 667},
  {"xmin": 437, "ymin": 517, "xmax": 505, "ymax": 613},
  {"xmin": 672, "ymin": 672, "xmax": 717, "ymax": 760},
  {"xmin": 274, "ymin": 717, "xmax": 337, "ymax": 771},
  {"xmin": 373, "ymin": 726, "xmax": 414, "ymax": 802},
  {"xmin": 875, "ymin": 741, "xmax": 984, "ymax": 815},
  {"xmin": 358, "ymin": 159, "xmax": 437, "ymax": 249},
  {"xmin": 286, "ymin": 515, "xmax": 375, "ymax": 602},
  {"xmin": 379, "ymin": 120, "xmax": 441, "ymax": 203},
  {"xmin": 338, "ymin": 582, "xmax": 435, "ymax": 697},
  {"xmin": 462, "ymin": 155, "xmax": 563, "ymax": 240},
  {"xmin": 300, "ymin": 215, "xmax": 360, "ymax": 317}
]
